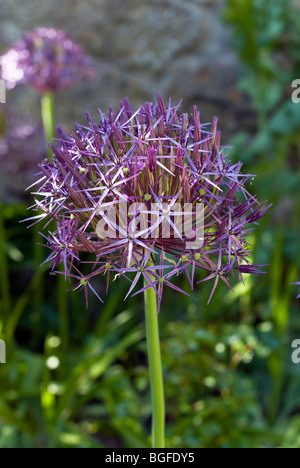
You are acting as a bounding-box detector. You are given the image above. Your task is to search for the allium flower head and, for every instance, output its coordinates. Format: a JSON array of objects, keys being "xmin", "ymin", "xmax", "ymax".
[
  {"xmin": 28, "ymin": 95, "xmax": 270, "ymax": 308},
  {"xmin": 0, "ymin": 28, "xmax": 95, "ymax": 93}
]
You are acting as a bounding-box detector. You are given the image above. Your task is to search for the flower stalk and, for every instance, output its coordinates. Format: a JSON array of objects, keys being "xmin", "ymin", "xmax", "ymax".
[
  {"xmin": 41, "ymin": 92, "xmax": 55, "ymax": 158},
  {"xmin": 40, "ymin": 91, "xmax": 69, "ymax": 354},
  {"xmin": 144, "ymin": 276, "xmax": 165, "ymax": 448},
  {"xmin": 33, "ymin": 93, "xmax": 54, "ymax": 316}
]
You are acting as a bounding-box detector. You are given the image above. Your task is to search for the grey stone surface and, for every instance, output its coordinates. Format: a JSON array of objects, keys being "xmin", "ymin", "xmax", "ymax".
[{"xmin": 0, "ymin": 0, "xmax": 246, "ymax": 139}]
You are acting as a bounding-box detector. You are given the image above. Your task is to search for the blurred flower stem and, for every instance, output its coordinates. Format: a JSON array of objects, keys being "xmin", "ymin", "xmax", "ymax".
[
  {"xmin": 40, "ymin": 92, "xmax": 69, "ymax": 355},
  {"xmin": 144, "ymin": 277, "xmax": 165, "ymax": 448},
  {"xmin": 32, "ymin": 96, "xmax": 50, "ymax": 318},
  {"xmin": 41, "ymin": 92, "xmax": 55, "ymax": 158},
  {"xmin": 32, "ymin": 92, "xmax": 55, "ymax": 317},
  {"xmin": 0, "ymin": 200, "xmax": 11, "ymax": 319}
]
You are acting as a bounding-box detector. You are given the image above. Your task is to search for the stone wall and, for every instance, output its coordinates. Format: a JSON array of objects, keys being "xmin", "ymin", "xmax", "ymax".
[{"xmin": 0, "ymin": 0, "xmax": 246, "ymax": 139}]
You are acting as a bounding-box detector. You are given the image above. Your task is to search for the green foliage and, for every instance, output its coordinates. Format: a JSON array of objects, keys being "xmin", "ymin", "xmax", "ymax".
[
  {"xmin": 1, "ymin": 0, "xmax": 300, "ymax": 448},
  {"xmin": 0, "ymin": 308, "xmax": 144, "ymax": 448},
  {"xmin": 224, "ymin": 0, "xmax": 291, "ymax": 116},
  {"xmin": 224, "ymin": 0, "xmax": 300, "ymax": 434}
]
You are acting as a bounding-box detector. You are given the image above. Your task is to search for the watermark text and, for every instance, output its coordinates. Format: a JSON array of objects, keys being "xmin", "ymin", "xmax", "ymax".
[
  {"xmin": 0, "ymin": 340, "xmax": 6, "ymax": 364},
  {"xmin": 291, "ymin": 79, "xmax": 300, "ymax": 104},
  {"xmin": 291, "ymin": 339, "xmax": 300, "ymax": 364},
  {"xmin": 95, "ymin": 199, "xmax": 204, "ymax": 250},
  {"xmin": 0, "ymin": 79, "xmax": 6, "ymax": 104}
]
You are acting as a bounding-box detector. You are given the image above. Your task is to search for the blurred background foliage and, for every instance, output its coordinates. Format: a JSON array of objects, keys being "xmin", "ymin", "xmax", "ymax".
[{"xmin": 1, "ymin": 0, "xmax": 300, "ymax": 448}]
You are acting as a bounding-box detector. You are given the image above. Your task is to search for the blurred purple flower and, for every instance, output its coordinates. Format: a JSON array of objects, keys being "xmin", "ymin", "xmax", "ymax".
[
  {"xmin": 0, "ymin": 28, "xmax": 95, "ymax": 93},
  {"xmin": 294, "ymin": 282, "xmax": 300, "ymax": 299},
  {"xmin": 0, "ymin": 109, "xmax": 46, "ymax": 204},
  {"xmin": 27, "ymin": 95, "xmax": 270, "ymax": 308}
]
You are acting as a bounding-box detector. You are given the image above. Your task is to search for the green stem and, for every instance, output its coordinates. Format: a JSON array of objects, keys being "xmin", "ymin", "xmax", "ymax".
[
  {"xmin": 41, "ymin": 92, "xmax": 55, "ymax": 158},
  {"xmin": 144, "ymin": 281, "xmax": 165, "ymax": 448},
  {"xmin": 32, "ymin": 92, "xmax": 55, "ymax": 318},
  {"xmin": 0, "ymin": 202, "xmax": 11, "ymax": 320},
  {"xmin": 41, "ymin": 92, "xmax": 69, "ymax": 358}
]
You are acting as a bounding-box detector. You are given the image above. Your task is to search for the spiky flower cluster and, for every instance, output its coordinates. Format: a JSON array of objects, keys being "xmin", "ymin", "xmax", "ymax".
[
  {"xmin": 28, "ymin": 95, "xmax": 270, "ymax": 308},
  {"xmin": 0, "ymin": 28, "xmax": 94, "ymax": 92}
]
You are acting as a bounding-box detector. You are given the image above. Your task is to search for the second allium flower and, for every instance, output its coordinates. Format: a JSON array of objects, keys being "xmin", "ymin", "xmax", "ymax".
[
  {"xmin": 0, "ymin": 27, "xmax": 94, "ymax": 93},
  {"xmin": 28, "ymin": 95, "xmax": 270, "ymax": 307}
]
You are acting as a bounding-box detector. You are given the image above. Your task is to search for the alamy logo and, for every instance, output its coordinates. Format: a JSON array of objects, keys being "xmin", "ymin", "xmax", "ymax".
[
  {"xmin": 291, "ymin": 339, "xmax": 300, "ymax": 364},
  {"xmin": 291, "ymin": 79, "xmax": 300, "ymax": 104},
  {"xmin": 95, "ymin": 200, "xmax": 205, "ymax": 250},
  {"xmin": 0, "ymin": 340, "xmax": 6, "ymax": 363},
  {"xmin": 0, "ymin": 79, "xmax": 6, "ymax": 104}
]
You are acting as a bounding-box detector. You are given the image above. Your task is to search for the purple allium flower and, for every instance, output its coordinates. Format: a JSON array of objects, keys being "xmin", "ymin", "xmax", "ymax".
[
  {"xmin": 0, "ymin": 109, "xmax": 46, "ymax": 204},
  {"xmin": 27, "ymin": 95, "xmax": 270, "ymax": 308},
  {"xmin": 0, "ymin": 28, "xmax": 95, "ymax": 93}
]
